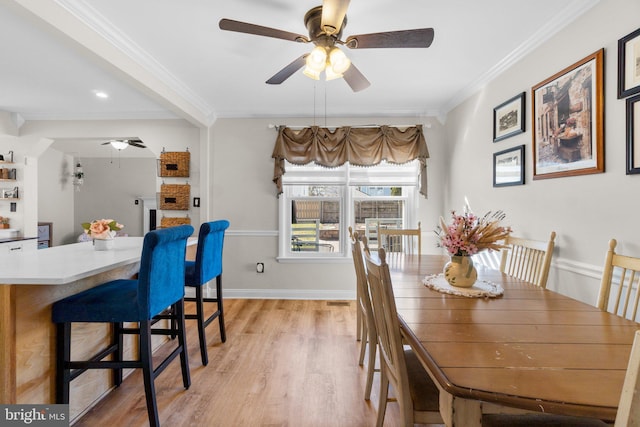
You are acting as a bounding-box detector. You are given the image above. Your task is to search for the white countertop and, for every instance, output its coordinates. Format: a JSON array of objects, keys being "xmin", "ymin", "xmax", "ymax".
[{"xmin": 0, "ymin": 236, "xmax": 197, "ymax": 285}]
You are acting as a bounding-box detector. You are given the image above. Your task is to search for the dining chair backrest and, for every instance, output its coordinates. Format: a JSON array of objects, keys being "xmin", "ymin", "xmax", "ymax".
[
  {"xmin": 499, "ymin": 231, "xmax": 556, "ymax": 288},
  {"xmin": 349, "ymin": 226, "xmax": 377, "ymax": 400},
  {"xmin": 377, "ymin": 222, "xmax": 421, "ymax": 256},
  {"xmin": 350, "ymin": 227, "xmax": 373, "ymax": 333},
  {"xmin": 365, "ymin": 248, "xmax": 412, "ymax": 416},
  {"xmin": 138, "ymin": 224, "xmax": 194, "ymax": 318},
  {"xmin": 188, "ymin": 220, "xmax": 230, "ymax": 286},
  {"xmin": 597, "ymin": 239, "xmax": 640, "ymax": 321},
  {"xmin": 351, "ymin": 231, "xmax": 373, "ymax": 319},
  {"xmin": 616, "ymin": 330, "xmax": 640, "ymax": 426}
]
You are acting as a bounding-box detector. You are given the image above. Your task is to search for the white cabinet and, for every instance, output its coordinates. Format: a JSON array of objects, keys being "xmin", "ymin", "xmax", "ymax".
[{"xmin": 0, "ymin": 239, "xmax": 37, "ymax": 253}]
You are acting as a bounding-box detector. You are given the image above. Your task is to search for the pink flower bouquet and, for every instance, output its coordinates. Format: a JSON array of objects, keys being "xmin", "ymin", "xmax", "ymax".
[
  {"xmin": 81, "ymin": 219, "xmax": 124, "ymax": 240},
  {"xmin": 436, "ymin": 210, "xmax": 511, "ymax": 256}
]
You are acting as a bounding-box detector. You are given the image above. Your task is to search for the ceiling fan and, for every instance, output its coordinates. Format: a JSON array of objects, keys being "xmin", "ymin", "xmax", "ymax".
[
  {"xmin": 101, "ymin": 139, "xmax": 147, "ymax": 150},
  {"xmin": 219, "ymin": 0, "xmax": 434, "ymax": 92}
]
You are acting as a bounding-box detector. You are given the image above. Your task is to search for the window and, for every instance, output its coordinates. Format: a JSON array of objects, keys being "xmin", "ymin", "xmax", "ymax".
[{"xmin": 278, "ymin": 160, "xmax": 420, "ymax": 260}]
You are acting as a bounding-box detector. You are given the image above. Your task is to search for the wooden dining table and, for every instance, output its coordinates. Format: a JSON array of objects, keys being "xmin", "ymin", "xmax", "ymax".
[{"xmin": 385, "ymin": 253, "xmax": 639, "ymax": 426}]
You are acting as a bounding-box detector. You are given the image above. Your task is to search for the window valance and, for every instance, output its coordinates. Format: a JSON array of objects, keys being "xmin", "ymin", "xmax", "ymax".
[{"xmin": 272, "ymin": 124, "xmax": 429, "ymax": 197}]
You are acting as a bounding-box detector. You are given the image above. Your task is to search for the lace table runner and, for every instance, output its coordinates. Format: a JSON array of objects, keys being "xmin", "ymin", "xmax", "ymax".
[{"xmin": 422, "ymin": 273, "xmax": 504, "ymax": 298}]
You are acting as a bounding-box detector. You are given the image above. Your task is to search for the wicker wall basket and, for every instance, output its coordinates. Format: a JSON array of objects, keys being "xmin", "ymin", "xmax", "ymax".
[
  {"xmin": 160, "ymin": 216, "xmax": 191, "ymax": 228},
  {"xmin": 158, "ymin": 151, "xmax": 190, "ymax": 177},
  {"xmin": 159, "ymin": 183, "xmax": 190, "ymax": 210}
]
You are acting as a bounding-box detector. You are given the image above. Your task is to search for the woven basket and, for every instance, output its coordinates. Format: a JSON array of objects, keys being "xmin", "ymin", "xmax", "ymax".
[
  {"xmin": 158, "ymin": 151, "xmax": 190, "ymax": 177},
  {"xmin": 159, "ymin": 183, "xmax": 190, "ymax": 210},
  {"xmin": 160, "ymin": 216, "xmax": 191, "ymax": 228}
]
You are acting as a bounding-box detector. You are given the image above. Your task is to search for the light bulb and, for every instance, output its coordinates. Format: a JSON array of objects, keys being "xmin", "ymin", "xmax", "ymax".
[
  {"xmin": 110, "ymin": 140, "xmax": 129, "ymax": 150},
  {"xmin": 325, "ymin": 66, "xmax": 343, "ymax": 81},
  {"xmin": 303, "ymin": 65, "xmax": 321, "ymax": 80},
  {"xmin": 329, "ymin": 47, "xmax": 351, "ymax": 74},
  {"xmin": 306, "ymin": 46, "xmax": 328, "ymax": 72}
]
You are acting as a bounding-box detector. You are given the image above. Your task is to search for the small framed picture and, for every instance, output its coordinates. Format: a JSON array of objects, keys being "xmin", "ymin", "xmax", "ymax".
[
  {"xmin": 532, "ymin": 49, "xmax": 604, "ymax": 180},
  {"xmin": 2, "ymin": 189, "xmax": 16, "ymax": 199},
  {"xmin": 618, "ymin": 27, "xmax": 640, "ymax": 99},
  {"xmin": 493, "ymin": 145, "xmax": 525, "ymax": 187},
  {"xmin": 493, "ymin": 92, "xmax": 525, "ymax": 142},
  {"xmin": 627, "ymin": 93, "xmax": 640, "ymax": 174}
]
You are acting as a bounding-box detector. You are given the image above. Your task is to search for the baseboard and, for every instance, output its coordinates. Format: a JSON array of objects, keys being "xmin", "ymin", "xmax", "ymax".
[{"xmin": 222, "ymin": 288, "xmax": 356, "ymax": 300}]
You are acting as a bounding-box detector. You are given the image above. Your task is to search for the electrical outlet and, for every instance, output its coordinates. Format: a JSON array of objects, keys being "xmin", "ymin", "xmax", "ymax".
[
  {"xmin": 193, "ymin": 197, "xmax": 200, "ymax": 207},
  {"xmin": 256, "ymin": 262, "xmax": 264, "ymax": 273}
]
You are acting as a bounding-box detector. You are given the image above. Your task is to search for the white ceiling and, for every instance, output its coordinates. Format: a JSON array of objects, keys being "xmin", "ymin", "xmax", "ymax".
[{"xmin": 1, "ymin": 0, "xmax": 599, "ymax": 129}]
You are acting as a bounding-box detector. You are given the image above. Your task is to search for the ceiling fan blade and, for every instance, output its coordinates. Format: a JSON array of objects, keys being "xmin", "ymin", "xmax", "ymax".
[
  {"xmin": 266, "ymin": 55, "xmax": 308, "ymax": 85},
  {"xmin": 129, "ymin": 142, "xmax": 147, "ymax": 148},
  {"xmin": 343, "ymin": 63, "xmax": 370, "ymax": 92},
  {"xmin": 321, "ymin": 0, "xmax": 350, "ymax": 35},
  {"xmin": 346, "ymin": 28, "xmax": 434, "ymax": 49},
  {"xmin": 219, "ymin": 18, "xmax": 309, "ymax": 43}
]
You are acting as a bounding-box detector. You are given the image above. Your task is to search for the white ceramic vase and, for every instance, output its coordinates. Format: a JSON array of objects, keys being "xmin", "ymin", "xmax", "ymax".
[
  {"xmin": 443, "ymin": 255, "xmax": 477, "ymax": 288},
  {"xmin": 94, "ymin": 238, "xmax": 115, "ymax": 251}
]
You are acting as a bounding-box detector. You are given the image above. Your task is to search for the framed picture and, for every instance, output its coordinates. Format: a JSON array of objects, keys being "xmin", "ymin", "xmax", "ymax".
[
  {"xmin": 2, "ymin": 189, "xmax": 16, "ymax": 199},
  {"xmin": 627, "ymin": 94, "xmax": 640, "ymax": 174},
  {"xmin": 618, "ymin": 27, "xmax": 640, "ymax": 99},
  {"xmin": 493, "ymin": 92, "xmax": 525, "ymax": 142},
  {"xmin": 493, "ymin": 145, "xmax": 525, "ymax": 187},
  {"xmin": 532, "ymin": 49, "xmax": 604, "ymax": 180}
]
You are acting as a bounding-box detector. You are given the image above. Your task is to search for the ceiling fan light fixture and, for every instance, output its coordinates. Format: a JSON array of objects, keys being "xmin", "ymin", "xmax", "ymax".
[
  {"xmin": 110, "ymin": 140, "xmax": 129, "ymax": 150},
  {"xmin": 329, "ymin": 47, "xmax": 351, "ymax": 74}
]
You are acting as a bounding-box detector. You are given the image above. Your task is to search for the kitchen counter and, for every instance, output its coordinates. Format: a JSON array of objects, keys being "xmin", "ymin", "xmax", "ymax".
[
  {"xmin": 0, "ymin": 237, "xmax": 144, "ymax": 284},
  {"xmin": 0, "ymin": 236, "xmax": 197, "ymax": 421},
  {"xmin": 0, "ymin": 236, "xmax": 37, "ymax": 244}
]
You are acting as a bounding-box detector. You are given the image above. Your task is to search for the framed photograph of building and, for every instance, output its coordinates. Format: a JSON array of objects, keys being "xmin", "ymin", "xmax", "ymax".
[
  {"xmin": 627, "ymin": 93, "xmax": 640, "ymax": 174},
  {"xmin": 618, "ymin": 27, "xmax": 640, "ymax": 99},
  {"xmin": 493, "ymin": 92, "xmax": 525, "ymax": 142},
  {"xmin": 532, "ymin": 49, "xmax": 604, "ymax": 180},
  {"xmin": 493, "ymin": 145, "xmax": 525, "ymax": 187}
]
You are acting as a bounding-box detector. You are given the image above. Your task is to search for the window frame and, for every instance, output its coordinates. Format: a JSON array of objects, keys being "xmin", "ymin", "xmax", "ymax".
[{"xmin": 277, "ymin": 161, "xmax": 420, "ymax": 262}]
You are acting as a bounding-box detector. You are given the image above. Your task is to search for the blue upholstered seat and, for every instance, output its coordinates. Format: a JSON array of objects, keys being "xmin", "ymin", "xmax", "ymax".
[
  {"xmin": 183, "ymin": 220, "xmax": 229, "ymax": 365},
  {"xmin": 52, "ymin": 225, "xmax": 194, "ymax": 427}
]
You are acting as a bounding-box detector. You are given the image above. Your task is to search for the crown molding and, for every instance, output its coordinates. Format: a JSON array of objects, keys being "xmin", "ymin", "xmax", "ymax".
[{"xmin": 443, "ymin": 0, "xmax": 601, "ymax": 114}]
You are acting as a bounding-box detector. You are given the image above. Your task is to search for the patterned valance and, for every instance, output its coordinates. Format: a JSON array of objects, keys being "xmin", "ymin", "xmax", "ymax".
[{"xmin": 272, "ymin": 125, "xmax": 429, "ymax": 197}]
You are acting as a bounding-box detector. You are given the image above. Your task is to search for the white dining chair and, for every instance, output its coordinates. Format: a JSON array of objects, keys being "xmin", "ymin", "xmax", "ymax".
[
  {"xmin": 377, "ymin": 222, "xmax": 421, "ymax": 256},
  {"xmin": 499, "ymin": 231, "xmax": 556, "ymax": 288},
  {"xmin": 597, "ymin": 239, "xmax": 640, "ymax": 321},
  {"xmin": 364, "ymin": 247, "xmax": 442, "ymax": 427},
  {"xmin": 349, "ymin": 227, "xmax": 377, "ymax": 400}
]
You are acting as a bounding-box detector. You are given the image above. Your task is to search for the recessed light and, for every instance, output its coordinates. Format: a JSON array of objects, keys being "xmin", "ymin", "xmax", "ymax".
[{"xmin": 94, "ymin": 90, "xmax": 109, "ymax": 99}]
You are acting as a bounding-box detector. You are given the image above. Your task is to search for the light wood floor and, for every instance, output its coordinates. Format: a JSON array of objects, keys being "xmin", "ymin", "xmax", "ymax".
[{"xmin": 73, "ymin": 299, "xmax": 441, "ymax": 427}]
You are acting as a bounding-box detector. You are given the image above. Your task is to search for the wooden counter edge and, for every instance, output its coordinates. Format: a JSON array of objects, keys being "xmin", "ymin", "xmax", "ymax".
[{"xmin": 0, "ymin": 284, "xmax": 16, "ymax": 403}]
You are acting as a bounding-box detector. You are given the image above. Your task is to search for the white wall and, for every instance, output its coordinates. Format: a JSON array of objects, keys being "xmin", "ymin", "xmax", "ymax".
[
  {"xmin": 444, "ymin": 0, "xmax": 640, "ymax": 304},
  {"xmin": 210, "ymin": 116, "xmax": 445, "ymax": 298},
  {"xmin": 73, "ymin": 157, "xmax": 156, "ymax": 242},
  {"xmin": 37, "ymin": 149, "xmax": 74, "ymax": 245},
  {"xmin": 20, "ymin": 119, "xmax": 202, "ymax": 242}
]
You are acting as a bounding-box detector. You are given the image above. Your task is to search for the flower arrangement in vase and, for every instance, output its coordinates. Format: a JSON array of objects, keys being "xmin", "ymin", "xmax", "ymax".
[
  {"xmin": 0, "ymin": 216, "xmax": 9, "ymax": 229},
  {"xmin": 81, "ymin": 219, "xmax": 124, "ymax": 250},
  {"xmin": 436, "ymin": 210, "xmax": 511, "ymax": 287}
]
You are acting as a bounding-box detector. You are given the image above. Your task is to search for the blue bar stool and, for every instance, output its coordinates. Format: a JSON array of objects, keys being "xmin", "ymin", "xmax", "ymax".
[
  {"xmin": 52, "ymin": 225, "xmax": 194, "ymax": 427},
  {"xmin": 184, "ymin": 220, "xmax": 229, "ymax": 366}
]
